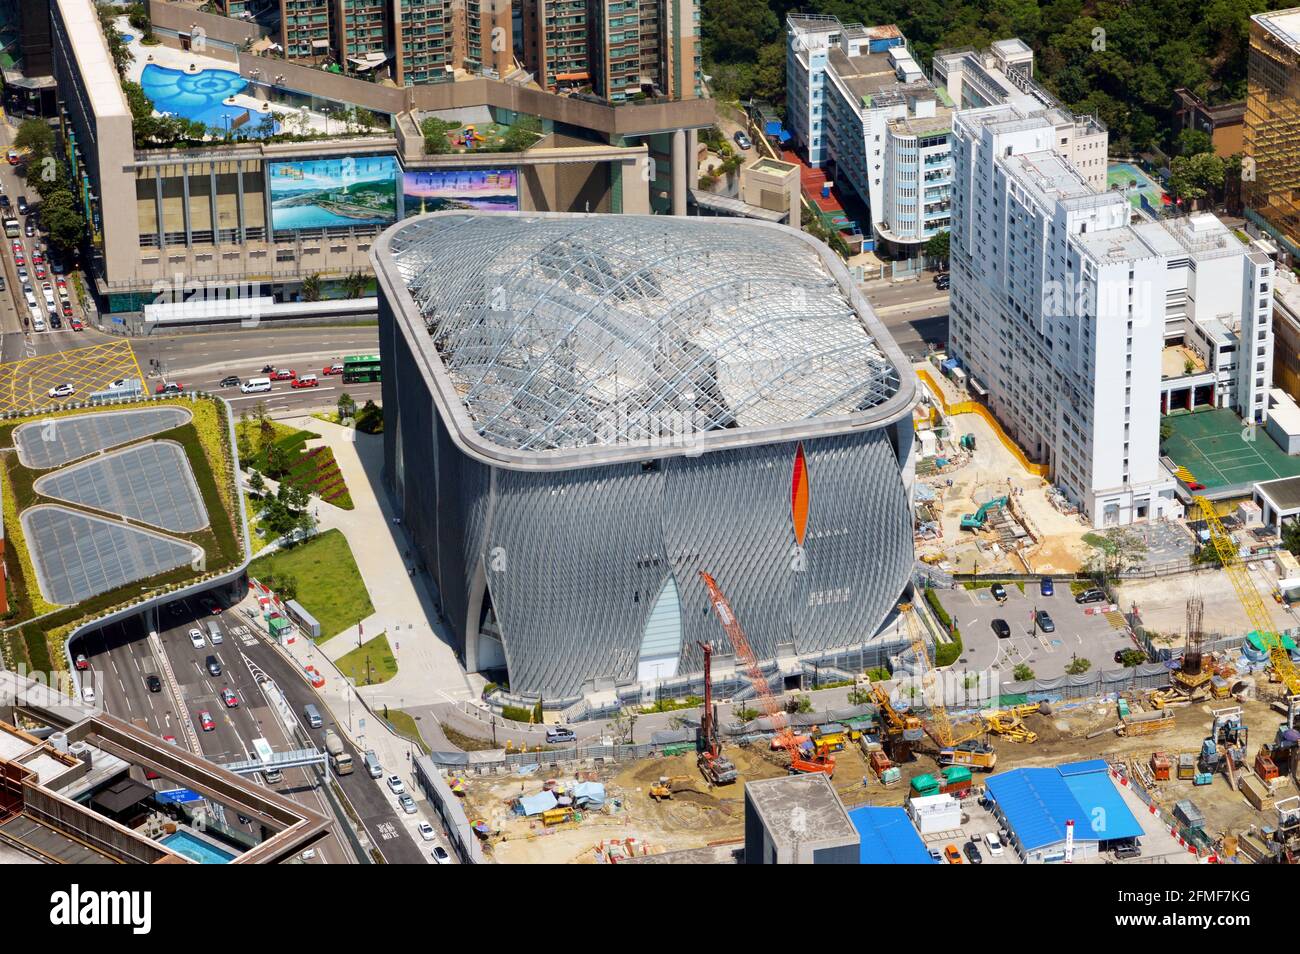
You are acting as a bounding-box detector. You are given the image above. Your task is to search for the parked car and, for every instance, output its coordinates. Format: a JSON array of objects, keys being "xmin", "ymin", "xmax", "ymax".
[
  {"xmin": 991, "ymin": 618, "xmax": 1011, "ymax": 639},
  {"xmin": 944, "ymin": 843, "xmax": 963, "ymax": 864},
  {"xmin": 398, "ymin": 793, "xmax": 417, "ymax": 814},
  {"xmin": 417, "ymin": 822, "xmax": 436, "ymax": 841},
  {"xmin": 145, "ymin": 674, "xmax": 162, "ymax": 693},
  {"xmin": 733, "ymin": 130, "xmax": 753, "ymax": 150},
  {"xmin": 545, "ymin": 727, "xmax": 576, "ymax": 744},
  {"xmin": 1035, "ymin": 609, "xmax": 1055, "ymax": 633},
  {"xmin": 990, "ymin": 582, "xmax": 1008, "ymax": 602},
  {"xmin": 1039, "ymin": 577, "xmax": 1054, "ymax": 597},
  {"xmin": 984, "ymin": 831, "xmax": 1005, "ymax": 856},
  {"xmin": 430, "ymin": 845, "xmax": 451, "ymax": 864},
  {"xmin": 1113, "ymin": 842, "xmax": 1142, "ymax": 859},
  {"xmin": 219, "ymin": 375, "xmax": 241, "ymax": 388},
  {"xmin": 1075, "ymin": 588, "xmax": 1106, "ymax": 604},
  {"xmin": 198, "ymin": 710, "xmax": 215, "ymax": 732},
  {"xmin": 386, "ymin": 774, "xmax": 405, "ymax": 795},
  {"xmin": 963, "ymin": 840, "xmax": 984, "ymax": 864}
]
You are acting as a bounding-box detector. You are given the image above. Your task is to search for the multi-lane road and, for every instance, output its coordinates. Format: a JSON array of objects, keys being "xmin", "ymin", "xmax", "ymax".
[{"xmin": 78, "ymin": 595, "xmax": 431, "ymax": 864}]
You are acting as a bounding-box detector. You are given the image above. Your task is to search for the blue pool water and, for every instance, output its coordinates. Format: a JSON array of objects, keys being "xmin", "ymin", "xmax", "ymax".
[
  {"xmin": 160, "ymin": 829, "xmax": 237, "ymax": 864},
  {"xmin": 121, "ymin": 33, "xmax": 136, "ymax": 42},
  {"xmin": 140, "ymin": 64, "xmax": 279, "ymax": 138}
]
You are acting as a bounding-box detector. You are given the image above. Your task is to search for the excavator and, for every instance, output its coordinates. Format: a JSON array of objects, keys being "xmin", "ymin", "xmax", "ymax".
[
  {"xmin": 1195, "ymin": 497, "xmax": 1300, "ymax": 698},
  {"xmin": 700, "ymin": 572, "xmax": 835, "ymax": 778}
]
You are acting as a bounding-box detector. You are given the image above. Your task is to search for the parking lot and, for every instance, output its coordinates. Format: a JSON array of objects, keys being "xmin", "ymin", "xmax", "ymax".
[
  {"xmin": 919, "ymin": 798, "xmax": 1021, "ymax": 865},
  {"xmin": 933, "ymin": 581, "xmax": 1135, "ymax": 681}
]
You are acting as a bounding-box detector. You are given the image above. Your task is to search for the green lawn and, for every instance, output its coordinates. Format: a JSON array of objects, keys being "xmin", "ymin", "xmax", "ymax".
[
  {"xmin": 334, "ymin": 632, "xmax": 396, "ymax": 686},
  {"xmin": 247, "ymin": 529, "xmax": 373, "ymax": 640},
  {"xmin": 385, "ymin": 709, "xmax": 430, "ymax": 754}
]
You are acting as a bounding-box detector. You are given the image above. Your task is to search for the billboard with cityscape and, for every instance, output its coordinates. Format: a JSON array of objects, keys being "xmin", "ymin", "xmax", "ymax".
[
  {"xmin": 402, "ymin": 169, "xmax": 519, "ymax": 216},
  {"xmin": 268, "ymin": 155, "xmax": 400, "ymax": 231}
]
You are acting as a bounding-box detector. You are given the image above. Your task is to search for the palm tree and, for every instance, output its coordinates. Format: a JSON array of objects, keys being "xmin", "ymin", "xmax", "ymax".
[
  {"xmin": 341, "ymin": 271, "xmax": 368, "ymax": 299},
  {"xmin": 301, "ymin": 273, "xmax": 322, "ymax": 302}
]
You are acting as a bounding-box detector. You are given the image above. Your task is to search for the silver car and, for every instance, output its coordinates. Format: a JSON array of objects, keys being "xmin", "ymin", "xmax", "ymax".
[{"xmin": 398, "ymin": 793, "xmax": 417, "ymax": 814}]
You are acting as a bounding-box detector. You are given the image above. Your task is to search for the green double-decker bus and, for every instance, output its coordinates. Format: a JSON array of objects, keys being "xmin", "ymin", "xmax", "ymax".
[{"xmin": 342, "ymin": 353, "xmax": 381, "ymax": 384}]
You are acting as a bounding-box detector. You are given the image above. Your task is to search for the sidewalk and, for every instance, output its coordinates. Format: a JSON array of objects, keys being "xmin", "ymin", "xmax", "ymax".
[{"xmin": 278, "ymin": 416, "xmax": 479, "ymax": 708}]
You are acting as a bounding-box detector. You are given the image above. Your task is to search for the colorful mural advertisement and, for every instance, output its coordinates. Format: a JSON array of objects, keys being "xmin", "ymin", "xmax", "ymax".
[
  {"xmin": 268, "ymin": 155, "xmax": 399, "ymax": 231},
  {"xmin": 401, "ymin": 169, "xmax": 519, "ymax": 216}
]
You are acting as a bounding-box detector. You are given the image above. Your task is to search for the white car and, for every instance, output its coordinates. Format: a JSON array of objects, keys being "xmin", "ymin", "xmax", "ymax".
[
  {"xmin": 417, "ymin": 822, "xmax": 435, "ymax": 841},
  {"xmin": 41, "ymin": 282, "xmax": 55, "ymax": 308},
  {"xmin": 81, "ymin": 684, "xmax": 95, "ymax": 704},
  {"xmin": 430, "ymin": 845, "xmax": 451, "ymax": 864},
  {"xmin": 47, "ymin": 383, "xmax": 74, "ymax": 399},
  {"xmin": 984, "ymin": 831, "xmax": 1005, "ymax": 856},
  {"xmin": 188, "ymin": 628, "xmax": 205, "ymax": 649},
  {"xmin": 386, "ymin": 774, "xmax": 405, "ymax": 795}
]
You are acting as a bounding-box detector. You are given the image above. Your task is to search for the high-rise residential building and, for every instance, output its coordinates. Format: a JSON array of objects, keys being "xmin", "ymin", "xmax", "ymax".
[
  {"xmin": 1247, "ymin": 9, "xmax": 1300, "ymax": 258},
  {"xmin": 336, "ymin": 0, "xmax": 390, "ymax": 72},
  {"xmin": 279, "ymin": 0, "xmax": 333, "ymax": 61},
  {"xmin": 588, "ymin": 0, "xmax": 700, "ymax": 102},
  {"xmin": 948, "ymin": 104, "xmax": 1274, "ymax": 527},
  {"xmin": 786, "ymin": 16, "xmax": 951, "ymax": 257},
  {"xmin": 393, "ymin": 0, "xmax": 452, "ymax": 86},
  {"xmin": 521, "ymin": 0, "xmax": 588, "ymax": 91},
  {"xmin": 932, "ymin": 39, "xmax": 1108, "ymax": 193},
  {"xmin": 452, "ymin": 0, "xmax": 513, "ymax": 77}
]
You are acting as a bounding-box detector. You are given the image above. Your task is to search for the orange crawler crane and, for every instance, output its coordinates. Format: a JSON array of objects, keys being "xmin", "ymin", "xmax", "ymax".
[{"xmin": 699, "ymin": 571, "xmax": 835, "ymax": 778}]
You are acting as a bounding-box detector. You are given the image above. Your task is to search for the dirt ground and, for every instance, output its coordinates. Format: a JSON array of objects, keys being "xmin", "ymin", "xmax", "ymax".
[
  {"xmin": 1115, "ymin": 567, "xmax": 1300, "ymax": 644},
  {"xmin": 914, "ymin": 365, "xmax": 1093, "ymax": 575},
  {"xmin": 457, "ymin": 682, "xmax": 1295, "ymax": 863}
]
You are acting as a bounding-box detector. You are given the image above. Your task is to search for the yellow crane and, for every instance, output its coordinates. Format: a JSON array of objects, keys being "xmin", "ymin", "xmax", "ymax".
[
  {"xmin": 899, "ymin": 603, "xmax": 984, "ymax": 748},
  {"xmin": 1195, "ymin": 496, "xmax": 1300, "ymax": 696}
]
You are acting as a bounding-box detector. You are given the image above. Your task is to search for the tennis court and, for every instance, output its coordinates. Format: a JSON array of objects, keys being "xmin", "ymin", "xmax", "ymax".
[
  {"xmin": 1108, "ymin": 161, "xmax": 1171, "ymax": 215},
  {"xmin": 1162, "ymin": 407, "xmax": 1300, "ymax": 491}
]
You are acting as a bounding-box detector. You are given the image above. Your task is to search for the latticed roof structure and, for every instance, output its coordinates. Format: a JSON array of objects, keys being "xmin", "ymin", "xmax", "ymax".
[{"xmin": 381, "ymin": 212, "xmax": 907, "ymax": 463}]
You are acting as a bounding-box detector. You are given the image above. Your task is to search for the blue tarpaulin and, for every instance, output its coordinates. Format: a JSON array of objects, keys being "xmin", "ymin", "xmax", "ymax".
[
  {"xmin": 519, "ymin": 791, "xmax": 558, "ymax": 816},
  {"xmin": 848, "ymin": 806, "xmax": 934, "ymax": 864},
  {"xmin": 573, "ymin": 782, "xmax": 606, "ymax": 808}
]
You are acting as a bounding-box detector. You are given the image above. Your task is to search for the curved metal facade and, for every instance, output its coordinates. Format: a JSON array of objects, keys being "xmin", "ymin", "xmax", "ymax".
[{"xmin": 375, "ymin": 211, "xmax": 916, "ymax": 701}]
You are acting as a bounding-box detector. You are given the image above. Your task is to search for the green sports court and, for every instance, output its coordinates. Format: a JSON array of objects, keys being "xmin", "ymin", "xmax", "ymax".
[{"xmin": 1162, "ymin": 407, "xmax": 1300, "ymax": 492}]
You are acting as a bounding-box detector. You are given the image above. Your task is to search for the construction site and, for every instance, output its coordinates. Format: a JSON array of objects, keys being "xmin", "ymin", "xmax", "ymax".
[{"xmin": 442, "ymin": 552, "xmax": 1300, "ymax": 864}]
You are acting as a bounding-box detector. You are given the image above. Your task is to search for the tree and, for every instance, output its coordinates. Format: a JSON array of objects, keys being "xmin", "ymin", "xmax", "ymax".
[
  {"xmin": 265, "ymin": 442, "xmax": 291, "ymax": 477},
  {"xmin": 1169, "ymin": 152, "xmax": 1225, "ymax": 209},
  {"xmin": 1065, "ymin": 655, "xmax": 1092, "ymax": 675},
  {"xmin": 248, "ymin": 470, "xmax": 266, "ymax": 497},
  {"xmin": 40, "ymin": 190, "xmax": 86, "ymax": 256},
  {"xmin": 337, "ymin": 392, "xmax": 357, "ymax": 423},
  {"xmin": 1284, "ymin": 518, "xmax": 1300, "ymax": 558},
  {"xmin": 924, "ymin": 230, "xmax": 950, "ymax": 268},
  {"xmin": 501, "ymin": 115, "xmax": 542, "ymax": 153},
  {"xmin": 341, "ymin": 271, "xmax": 369, "ymax": 299},
  {"xmin": 1012, "ymin": 663, "xmax": 1035, "ymax": 681},
  {"xmin": 1118, "ymin": 649, "xmax": 1148, "ymax": 667},
  {"xmin": 1176, "ymin": 128, "xmax": 1213, "ymax": 157},
  {"xmin": 1084, "ymin": 527, "xmax": 1148, "ymax": 578},
  {"xmin": 301, "ymin": 273, "xmax": 322, "ymax": 302},
  {"xmin": 14, "ymin": 119, "xmax": 54, "ymax": 161}
]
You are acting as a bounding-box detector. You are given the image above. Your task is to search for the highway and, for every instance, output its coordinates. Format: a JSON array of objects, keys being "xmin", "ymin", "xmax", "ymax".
[{"xmin": 76, "ymin": 594, "xmax": 429, "ymax": 864}]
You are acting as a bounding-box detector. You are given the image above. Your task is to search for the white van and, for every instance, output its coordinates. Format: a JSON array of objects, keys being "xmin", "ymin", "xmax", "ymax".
[
  {"xmin": 206, "ymin": 620, "xmax": 224, "ymax": 645},
  {"xmin": 241, "ymin": 376, "xmax": 272, "ymax": 394},
  {"xmin": 30, "ymin": 305, "xmax": 44, "ymax": 332}
]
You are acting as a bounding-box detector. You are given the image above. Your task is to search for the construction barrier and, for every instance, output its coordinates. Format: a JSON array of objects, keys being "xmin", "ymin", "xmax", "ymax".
[{"xmin": 916, "ymin": 368, "xmax": 1049, "ymax": 477}]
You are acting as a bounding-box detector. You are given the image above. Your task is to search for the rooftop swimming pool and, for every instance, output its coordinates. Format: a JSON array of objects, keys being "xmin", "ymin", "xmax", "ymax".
[
  {"xmin": 160, "ymin": 829, "xmax": 237, "ymax": 864},
  {"xmin": 140, "ymin": 64, "xmax": 279, "ymax": 138}
]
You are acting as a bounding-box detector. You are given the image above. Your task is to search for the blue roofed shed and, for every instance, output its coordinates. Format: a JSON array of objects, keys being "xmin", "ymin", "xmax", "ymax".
[
  {"xmin": 984, "ymin": 760, "xmax": 1141, "ymax": 863},
  {"xmin": 848, "ymin": 806, "xmax": 934, "ymax": 864}
]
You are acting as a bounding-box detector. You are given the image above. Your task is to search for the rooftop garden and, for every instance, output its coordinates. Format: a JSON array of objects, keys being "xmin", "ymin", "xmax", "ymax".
[
  {"xmin": 420, "ymin": 115, "xmax": 543, "ymax": 156},
  {"xmin": 0, "ymin": 395, "xmax": 245, "ymax": 677}
]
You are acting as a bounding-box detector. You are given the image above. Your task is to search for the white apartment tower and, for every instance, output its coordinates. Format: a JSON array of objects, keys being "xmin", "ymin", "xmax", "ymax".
[
  {"xmin": 949, "ymin": 105, "xmax": 1274, "ymax": 527},
  {"xmin": 933, "ymin": 41, "xmax": 1108, "ymax": 192}
]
